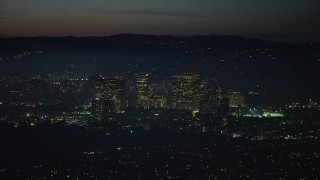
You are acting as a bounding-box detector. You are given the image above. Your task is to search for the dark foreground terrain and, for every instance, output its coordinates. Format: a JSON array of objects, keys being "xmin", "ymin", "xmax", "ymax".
[{"xmin": 1, "ymin": 117, "xmax": 319, "ymax": 179}]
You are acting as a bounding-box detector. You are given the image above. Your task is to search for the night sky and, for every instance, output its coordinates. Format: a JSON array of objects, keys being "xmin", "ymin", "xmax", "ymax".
[{"xmin": 1, "ymin": 0, "xmax": 320, "ymax": 37}]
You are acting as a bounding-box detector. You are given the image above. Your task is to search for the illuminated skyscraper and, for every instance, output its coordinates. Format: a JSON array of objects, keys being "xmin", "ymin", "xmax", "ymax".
[
  {"xmin": 91, "ymin": 99, "xmax": 116, "ymax": 122},
  {"xmin": 217, "ymin": 95, "xmax": 229, "ymax": 117},
  {"xmin": 149, "ymin": 83, "xmax": 167, "ymax": 109},
  {"xmin": 149, "ymin": 95, "xmax": 167, "ymax": 109},
  {"xmin": 228, "ymin": 92, "xmax": 245, "ymax": 108},
  {"xmin": 200, "ymin": 87, "xmax": 223, "ymax": 114},
  {"xmin": 136, "ymin": 73, "xmax": 151, "ymax": 108},
  {"xmin": 173, "ymin": 73, "xmax": 203, "ymax": 113},
  {"xmin": 95, "ymin": 76, "xmax": 125, "ymax": 113}
]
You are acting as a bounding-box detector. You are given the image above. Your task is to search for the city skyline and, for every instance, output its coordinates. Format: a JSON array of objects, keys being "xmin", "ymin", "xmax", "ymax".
[{"xmin": 1, "ymin": 1, "xmax": 320, "ymax": 178}]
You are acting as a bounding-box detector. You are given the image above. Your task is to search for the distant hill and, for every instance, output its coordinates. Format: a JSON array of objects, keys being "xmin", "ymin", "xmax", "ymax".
[
  {"xmin": 0, "ymin": 34, "xmax": 319, "ymax": 105},
  {"xmin": 0, "ymin": 34, "xmax": 276, "ymax": 54},
  {"xmin": 249, "ymin": 33, "xmax": 320, "ymax": 43}
]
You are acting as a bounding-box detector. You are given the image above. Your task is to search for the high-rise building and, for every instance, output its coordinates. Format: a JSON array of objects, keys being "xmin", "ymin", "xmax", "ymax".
[
  {"xmin": 149, "ymin": 95, "xmax": 167, "ymax": 109},
  {"xmin": 149, "ymin": 83, "xmax": 168, "ymax": 109},
  {"xmin": 91, "ymin": 99, "xmax": 116, "ymax": 122},
  {"xmin": 200, "ymin": 87, "xmax": 223, "ymax": 114},
  {"xmin": 136, "ymin": 73, "xmax": 151, "ymax": 108},
  {"xmin": 217, "ymin": 95, "xmax": 229, "ymax": 117},
  {"xmin": 160, "ymin": 77, "xmax": 172, "ymax": 108},
  {"xmin": 228, "ymin": 92, "xmax": 245, "ymax": 108},
  {"xmin": 173, "ymin": 73, "xmax": 203, "ymax": 113},
  {"xmin": 95, "ymin": 76, "xmax": 125, "ymax": 113}
]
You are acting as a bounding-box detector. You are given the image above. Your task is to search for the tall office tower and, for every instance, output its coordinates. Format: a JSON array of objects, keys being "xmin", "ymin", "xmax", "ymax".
[
  {"xmin": 200, "ymin": 87, "xmax": 223, "ymax": 114},
  {"xmin": 198, "ymin": 81, "xmax": 209, "ymax": 113},
  {"xmin": 136, "ymin": 73, "xmax": 151, "ymax": 108},
  {"xmin": 228, "ymin": 92, "xmax": 245, "ymax": 108},
  {"xmin": 173, "ymin": 73, "xmax": 203, "ymax": 113},
  {"xmin": 95, "ymin": 76, "xmax": 125, "ymax": 113},
  {"xmin": 217, "ymin": 95, "xmax": 230, "ymax": 117},
  {"xmin": 149, "ymin": 95, "xmax": 167, "ymax": 109},
  {"xmin": 149, "ymin": 83, "xmax": 168, "ymax": 109},
  {"xmin": 211, "ymin": 87, "xmax": 224, "ymax": 114},
  {"xmin": 161, "ymin": 77, "xmax": 173, "ymax": 108},
  {"xmin": 91, "ymin": 99, "xmax": 116, "ymax": 122}
]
